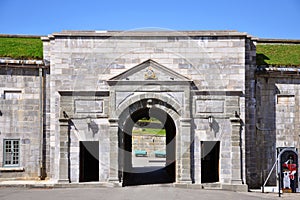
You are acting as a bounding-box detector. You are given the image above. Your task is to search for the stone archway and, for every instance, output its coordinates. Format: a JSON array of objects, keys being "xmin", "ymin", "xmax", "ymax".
[
  {"xmin": 117, "ymin": 99, "xmax": 178, "ymax": 186},
  {"xmin": 121, "ymin": 106, "xmax": 176, "ymax": 186},
  {"xmin": 106, "ymin": 59, "xmax": 193, "ymax": 185},
  {"xmin": 108, "ymin": 95, "xmax": 192, "ymax": 185}
]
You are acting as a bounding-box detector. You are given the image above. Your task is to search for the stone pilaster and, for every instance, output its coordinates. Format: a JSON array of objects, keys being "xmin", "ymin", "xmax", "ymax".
[
  {"xmin": 108, "ymin": 118, "xmax": 119, "ymax": 182},
  {"xmin": 58, "ymin": 119, "xmax": 70, "ymax": 183},
  {"xmin": 178, "ymin": 118, "xmax": 192, "ymax": 183},
  {"xmin": 230, "ymin": 117, "xmax": 243, "ymax": 184}
]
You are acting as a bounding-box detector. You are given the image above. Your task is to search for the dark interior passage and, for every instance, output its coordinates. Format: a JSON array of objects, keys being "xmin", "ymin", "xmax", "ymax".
[
  {"xmin": 121, "ymin": 106, "xmax": 176, "ymax": 186},
  {"xmin": 201, "ymin": 141, "xmax": 220, "ymax": 183},
  {"xmin": 79, "ymin": 141, "xmax": 99, "ymax": 182}
]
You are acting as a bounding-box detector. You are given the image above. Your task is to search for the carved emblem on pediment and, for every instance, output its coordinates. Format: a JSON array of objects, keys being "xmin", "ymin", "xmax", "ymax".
[{"xmin": 144, "ymin": 66, "xmax": 157, "ymax": 80}]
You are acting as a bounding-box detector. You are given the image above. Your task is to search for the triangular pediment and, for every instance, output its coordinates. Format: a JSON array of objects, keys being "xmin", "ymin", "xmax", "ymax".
[{"xmin": 108, "ymin": 59, "xmax": 191, "ymax": 82}]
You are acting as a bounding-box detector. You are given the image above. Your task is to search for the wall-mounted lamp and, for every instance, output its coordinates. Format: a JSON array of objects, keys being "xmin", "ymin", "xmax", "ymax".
[
  {"xmin": 86, "ymin": 116, "xmax": 92, "ymax": 125},
  {"xmin": 62, "ymin": 111, "xmax": 69, "ymax": 118},
  {"xmin": 208, "ymin": 115, "xmax": 214, "ymax": 124},
  {"xmin": 86, "ymin": 116, "xmax": 92, "ymax": 131},
  {"xmin": 208, "ymin": 116, "xmax": 215, "ymax": 132},
  {"xmin": 235, "ymin": 111, "xmax": 240, "ymax": 118}
]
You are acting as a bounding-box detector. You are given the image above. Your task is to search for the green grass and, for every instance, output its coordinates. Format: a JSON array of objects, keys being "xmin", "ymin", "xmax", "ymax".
[
  {"xmin": 0, "ymin": 37, "xmax": 43, "ymax": 59},
  {"xmin": 138, "ymin": 117, "xmax": 161, "ymax": 123},
  {"xmin": 132, "ymin": 128, "xmax": 166, "ymax": 136},
  {"xmin": 133, "ymin": 117, "xmax": 166, "ymax": 136},
  {"xmin": 256, "ymin": 44, "xmax": 300, "ymax": 66}
]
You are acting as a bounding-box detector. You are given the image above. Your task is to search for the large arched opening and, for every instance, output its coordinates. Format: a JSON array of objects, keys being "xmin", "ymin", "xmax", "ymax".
[{"xmin": 118, "ymin": 99, "xmax": 177, "ymax": 186}]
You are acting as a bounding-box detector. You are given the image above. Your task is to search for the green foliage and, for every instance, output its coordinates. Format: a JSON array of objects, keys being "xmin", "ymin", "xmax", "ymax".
[
  {"xmin": 138, "ymin": 117, "xmax": 161, "ymax": 123},
  {"xmin": 256, "ymin": 44, "xmax": 300, "ymax": 66},
  {"xmin": 132, "ymin": 128, "xmax": 166, "ymax": 136},
  {"xmin": 0, "ymin": 37, "xmax": 43, "ymax": 59}
]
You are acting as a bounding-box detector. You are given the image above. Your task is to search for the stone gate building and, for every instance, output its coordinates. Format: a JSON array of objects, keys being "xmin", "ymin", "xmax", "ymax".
[{"xmin": 0, "ymin": 30, "xmax": 299, "ymax": 191}]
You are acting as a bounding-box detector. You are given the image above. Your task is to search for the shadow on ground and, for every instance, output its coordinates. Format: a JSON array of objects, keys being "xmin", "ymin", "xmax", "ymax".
[{"xmin": 123, "ymin": 166, "xmax": 175, "ymax": 186}]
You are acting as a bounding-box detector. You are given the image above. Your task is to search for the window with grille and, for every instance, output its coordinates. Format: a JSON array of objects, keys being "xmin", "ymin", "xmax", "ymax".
[{"xmin": 3, "ymin": 140, "xmax": 20, "ymax": 167}]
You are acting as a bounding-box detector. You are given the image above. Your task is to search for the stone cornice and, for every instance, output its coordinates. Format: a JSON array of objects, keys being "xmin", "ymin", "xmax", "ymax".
[
  {"xmin": 0, "ymin": 59, "xmax": 48, "ymax": 69},
  {"xmin": 50, "ymin": 30, "xmax": 250, "ymax": 38}
]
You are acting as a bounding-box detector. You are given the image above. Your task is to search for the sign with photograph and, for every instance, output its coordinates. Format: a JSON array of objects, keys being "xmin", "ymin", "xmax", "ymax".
[{"xmin": 278, "ymin": 148, "xmax": 298, "ymax": 193}]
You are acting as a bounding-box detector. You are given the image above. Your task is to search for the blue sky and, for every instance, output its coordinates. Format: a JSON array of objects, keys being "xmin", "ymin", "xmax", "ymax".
[{"xmin": 1, "ymin": 0, "xmax": 299, "ymax": 39}]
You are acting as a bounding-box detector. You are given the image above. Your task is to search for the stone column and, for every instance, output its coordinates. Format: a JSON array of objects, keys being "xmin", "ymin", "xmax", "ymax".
[
  {"xmin": 108, "ymin": 118, "xmax": 119, "ymax": 183},
  {"xmin": 58, "ymin": 119, "xmax": 70, "ymax": 183},
  {"xmin": 230, "ymin": 117, "xmax": 243, "ymax": 184},
  {"xmin": 178, "ymin": 118, "xmax": 192, "ymax": 183}
]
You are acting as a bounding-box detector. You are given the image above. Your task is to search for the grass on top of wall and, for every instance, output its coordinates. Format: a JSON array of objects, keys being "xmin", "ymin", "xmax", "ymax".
[
  {"xmin": 0, "ymin": 37, "xmax": 43, "ymax": 59},
  {"xmin": 256, "ymin": 44, "xmax": 300, "ymax": 66}
]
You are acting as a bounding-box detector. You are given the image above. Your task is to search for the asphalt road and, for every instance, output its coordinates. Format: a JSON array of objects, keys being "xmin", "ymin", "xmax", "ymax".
[{"xmin": 0, "ymin": 186, "xmax": 299, "ymax": 200}]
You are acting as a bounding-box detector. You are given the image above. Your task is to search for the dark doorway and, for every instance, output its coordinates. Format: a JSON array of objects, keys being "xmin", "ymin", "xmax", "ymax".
[
  {"xmin": 120, "ymin": 106, "xmax": 176, "ymax": 186},
  {"xmin": 201, "ymin": 141, "xmax": 220, "ymax": 183},
  {"xmin": 79, "ymin": 141, "xmax": 99, "ymax": 182}
]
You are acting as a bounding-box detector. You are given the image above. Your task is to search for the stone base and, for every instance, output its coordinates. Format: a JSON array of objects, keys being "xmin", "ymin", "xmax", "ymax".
[
  {"xmin": 201, "ymin": 182, "xmax": 221, "ymax": 189},
  {"xmin": 175, "ymin": 182, "xmax": 248, "ymax": 192},
  {"xmin": 57, "ymin": 179, "xmax": 70, "ymax": 183},
  {"xmin": 221, "ymin": 184, "xmax": 248, "ymax": 192},
  {"xmin": 173, "ymin": 179, "xmax": 193, "ymax": 188},
  {"xmin": 108, "ymin": 178, "xmax": 119, "ymax": 183},
  {"xmin": 54, "ymin": 182, "xmax": 122, "ymax": 188}
]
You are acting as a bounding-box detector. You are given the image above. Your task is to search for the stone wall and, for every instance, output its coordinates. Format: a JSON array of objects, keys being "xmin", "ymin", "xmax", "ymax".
[
  {"xmin": 43, "ymin": 30, "xmax": 250, "ymax": 188},
  {"xmin": 256, "ymin": 74, "xmax": 300, "ymax": 187},
  {"xmin": 1, "ymin": 31, "xmax": 299, "ymax": 191},
  {"xmin": 43, "ymin": 31, "xmax": 247, "ymax": 92},
  {"xmin": 192, "ymin": 95, "xmax": 242, "ymax": 184},
  {"xmin": 132, "ymin": 135, "xmax": 166, "ymax": 157},
  {"xmin": 0, "ymin": 66, "xmax": 46, "ymax": 180},
  {"xmin": 244, "ymin": 38, "xmax": 258, "ymax": 188},
  {"xmin": 58, "ymin": 92, "xmax": 110, "ymax": 182}
]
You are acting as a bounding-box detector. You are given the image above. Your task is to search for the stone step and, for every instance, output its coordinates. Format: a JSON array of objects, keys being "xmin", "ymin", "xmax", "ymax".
[
  {"xmin": 54, "ymin": 182, "xmax": 122, "ymax": 188},
  {"xmin": 201, "ymin": 183, "xmax": 222, "ymax": 190}
]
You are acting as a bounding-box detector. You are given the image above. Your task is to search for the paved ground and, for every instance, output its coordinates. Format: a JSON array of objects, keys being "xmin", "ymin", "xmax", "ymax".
[
  {"xmin": 132, "ymin": 156, "xmax": 166, "ymax": 167},
  {"xmin": 0, "ymin": 186, "xmax": 300, "ymax": 200}
]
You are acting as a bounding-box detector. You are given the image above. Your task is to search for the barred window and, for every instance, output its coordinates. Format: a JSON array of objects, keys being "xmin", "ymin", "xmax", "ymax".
[{"xmin": 3, "ymin": 140, "xmax": 20, "ymax": 167}]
